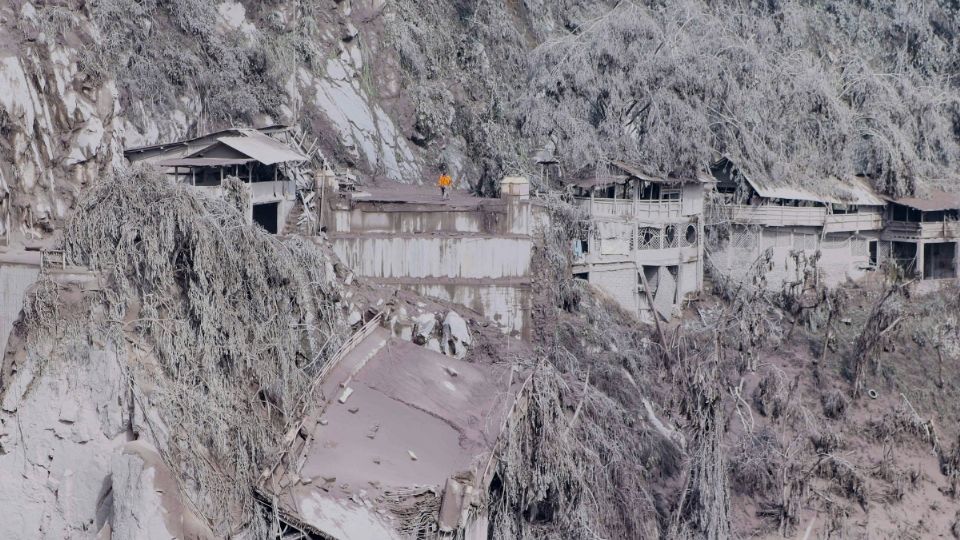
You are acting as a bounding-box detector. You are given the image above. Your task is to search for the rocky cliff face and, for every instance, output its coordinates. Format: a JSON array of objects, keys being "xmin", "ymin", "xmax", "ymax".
[
  {"xmin": 0, "ymin": 1, "xmax": 122, "ymax": 238},
  {"xmin": 0, "ymin": 0, "xmax": 434, "ymax": 239},
  {"xmin": 3, "ymin": 0, "xmax": 960, "ymax": 238}
]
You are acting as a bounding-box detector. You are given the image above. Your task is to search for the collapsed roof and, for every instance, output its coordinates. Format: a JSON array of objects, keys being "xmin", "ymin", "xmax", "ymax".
[{"xmin": 258, "ymin": 329, "xmax": 523, "ymax": 539}]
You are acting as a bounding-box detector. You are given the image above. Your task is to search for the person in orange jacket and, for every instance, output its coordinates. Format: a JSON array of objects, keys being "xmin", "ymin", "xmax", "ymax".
[{"xmin": 438, "ymin": 171, "xmax": 452, "ymax": 199}]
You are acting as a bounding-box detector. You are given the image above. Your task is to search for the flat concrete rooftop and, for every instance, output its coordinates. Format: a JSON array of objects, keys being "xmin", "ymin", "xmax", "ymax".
[
  {"xmin": 261, "ymin": 328, "xmax": 522, "ymax": 538},
  {"xmin": 346, "ymin": 181, "xmax": 500, "ymax": 210}
]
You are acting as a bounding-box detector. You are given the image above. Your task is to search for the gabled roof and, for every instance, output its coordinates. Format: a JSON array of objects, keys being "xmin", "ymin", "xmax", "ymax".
[
  {"xmin": 214, "ymin": 129, "xmax": 307, "ymax": 165},
  {"xmin": 885, "ymin": 190, "xmax": 960, "ymax": 212},
  {"xmin": 123, "ymin": 124, "xmax": 292, "ymax": 156}
]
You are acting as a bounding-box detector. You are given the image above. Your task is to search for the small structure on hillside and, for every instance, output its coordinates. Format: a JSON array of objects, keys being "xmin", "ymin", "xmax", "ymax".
[
  {"xmin": 569, "ymin": 162, "xmax": 710, "ymax": 322},
  {"xmin": 881, "ymin": 190, "xmax": 960, "ymax": 280},
  {"xmin": 322, "ymin": 177, "xmax": 545, "ymax": 338},
  {"xmin": 709, "ymin": 159, "xmax": 886, "ymax": 288},
  {"xmin": 124, "ymin": 126, "xmax": 315, "ymax": 234},
  {"xmin": 258, "ymin": 326, "xmax": 523, "ymax": 539}
]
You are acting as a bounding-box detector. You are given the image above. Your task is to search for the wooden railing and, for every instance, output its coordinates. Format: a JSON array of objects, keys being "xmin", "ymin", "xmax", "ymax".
[
  {"xmin": 823, "ymin": 212, "xmax": 884, "ymax": 232},
  {"xmin": 39, "ymin": 249, "xmax": 67, "ymax": 271},
  {"xmin": 884, "ymin": 220, "xmax": 960, "ymax": 241},
  {"xmin": 717, "ymin": 204, "xmax": 826, "ymax": 227},
  {"xmin": 576, "ymin": 197, "xmax": 683, "ymax": 220}
]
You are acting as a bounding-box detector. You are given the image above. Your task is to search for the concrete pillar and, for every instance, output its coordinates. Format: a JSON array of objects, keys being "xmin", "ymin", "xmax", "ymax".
[
  {"xmin": 955, "ymin": 241, "xmax": 960, "ymax": 278},
  {"xmin": 917, "ymin": 241, "xmax": 924, "ymax": 279},
  {"xmin": 500, "ymin": 176, "xmax": 530, "ymax": 200}
]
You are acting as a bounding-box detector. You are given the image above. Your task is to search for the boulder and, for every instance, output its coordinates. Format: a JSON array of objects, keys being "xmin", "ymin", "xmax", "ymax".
[
  {"xmin": 443, "ymin": 311, "xmax": 472, "ymax": 346},
  {"xmin": 413, "ymin": 312, "xmax": 437, "ymax": 344},
  {"xmin": 443, "ymin": 311, "xmax": 471, "ymax": 358}
]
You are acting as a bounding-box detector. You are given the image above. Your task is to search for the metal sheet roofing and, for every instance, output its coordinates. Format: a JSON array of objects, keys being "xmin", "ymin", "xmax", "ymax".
[
  {"xmin": 739, "ymin": 173, "xmax": 884, "ymax": 206},
  {"xmin": 886, "ymin": 190, "xmax": 960, "ymax": 212},
  {"xmin": 123, "ymin": 125, "xmax": 294, "ymax": 155},
  {"xmin": 216, "ymin": 129, "xmax": 307, "ymax": 165}
]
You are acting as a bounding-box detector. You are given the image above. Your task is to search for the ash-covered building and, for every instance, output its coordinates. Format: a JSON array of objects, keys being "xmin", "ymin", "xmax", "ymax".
[
  {"xmin": 321, "ymin": 176, "xmax": 545, "ymax": 338},
  {"xmin": 124, "ymin": 125, "xmax": 314, "ymax": 234},
  {"xmin": 708, "ymin": 159, "xmax": 960, "ymax": 287},
  {"xmin": 881, "ymin": 191, "xmax": 960, "ymax": 280},
  {"xmin": 568, "ymin": 162, "xmax": 710, "ymax": 322}
]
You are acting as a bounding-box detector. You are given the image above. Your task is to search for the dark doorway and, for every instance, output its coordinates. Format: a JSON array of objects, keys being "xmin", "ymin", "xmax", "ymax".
[
  {"xmin": 868, "ymin": 240, "xmax": 877, "ymax": 267},
  {"xmin": 891, "ymin": 242, "xmax": 917, "ymax": 276},
  {"xmin": 924, "ymin": 242, "xmax": 957, "ymax": 279},
  {"xmin": 253, "ymin": 202, "xmax": 279, "ymax": 234}
]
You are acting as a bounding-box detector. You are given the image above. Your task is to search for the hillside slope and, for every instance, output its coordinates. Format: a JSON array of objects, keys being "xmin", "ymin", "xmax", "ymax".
[{"xmin": 3, "ymin": 0, "xmax": 960, "ymax": 236}]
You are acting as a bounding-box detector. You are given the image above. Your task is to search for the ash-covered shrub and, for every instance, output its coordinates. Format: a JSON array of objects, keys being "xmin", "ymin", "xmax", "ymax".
[
  {"xmin": 58, "ymin": 166, "xmax": 345, "ymax": 534},
  {"xmin": 729, "ymin": 429, "xmax": 782, "ymax": 497},
  {"xmin": 822, "ymin": 390, "xmax": 849, "ymax": 420},
  {"xmin": 83, "ymin": 0, "xmax": 322, "ymax": 126}
]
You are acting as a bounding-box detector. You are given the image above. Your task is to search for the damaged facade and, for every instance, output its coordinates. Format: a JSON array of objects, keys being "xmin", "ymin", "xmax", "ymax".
[
  {"xmin": 124, "ymin": 126, "xmax": 316, "ymax": 234},
  {"xmin": 570, "ymin": 162, "xmax": 708, "ymax": 321},
  {"xmin": 322, "ymin": 177, "xmax": 544, "ymax": 338}
]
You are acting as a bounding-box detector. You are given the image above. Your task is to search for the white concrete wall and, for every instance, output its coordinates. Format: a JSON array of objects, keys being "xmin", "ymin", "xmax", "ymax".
[
  {"xmin": 681, "ymin": 183, "xmax": 705, "ymax": 216},
  {"xmin": 711, "ymin": 227, "xmax": 877, "ymax": 288},
  {"xmin": 679, "ymin": 261, "xmax": 699, "ymax": 297},
  {"xmin": 588, "ymin": 265, "xmax": 638, "ymax": 314},
  {"xmin": 331, "ymin": 201, "xmax": 536, "ymax": 236},
  {"xmin": 1, "ymin": 264, "xmax": 40, "ymax": 356},
  {"xmin": 331, "ymin": 237, "xmax": 533, "ymax": 280}
]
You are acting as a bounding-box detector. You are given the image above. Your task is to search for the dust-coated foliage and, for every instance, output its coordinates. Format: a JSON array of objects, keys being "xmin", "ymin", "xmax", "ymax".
[
  {"xmin": 58, "ymin": 168, "xmax": 344, "ymax": 534},
  {"xmin": 82, "ymin": 0, "xmax": 328, "ymax": 129},
  {"xmin": 390, "ymin": 0, "xmax": 960, "ymax": 197}
]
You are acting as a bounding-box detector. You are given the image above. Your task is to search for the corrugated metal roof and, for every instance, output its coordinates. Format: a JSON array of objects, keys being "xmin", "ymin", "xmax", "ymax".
[
  {"xmin": 740, "ymin": 173, "xmax": 884, "ymax": 206},
  {"xmin": 157, "ymin": 157, "xmax": 254, "ymax": 167},
  {"xmin": 886, "ymin": 190, "xmax": 960, "ymax": 211},
  {"xmin": 842, "ymin": 176, "xmax": 886, "ymax": 206},
  {"xmin": 124, "ymin": 125, "xmax": 294, "ymax": 155},
  {"xmin": 216, "ymin": 130, "xmax": 307, "ymax": 165}
]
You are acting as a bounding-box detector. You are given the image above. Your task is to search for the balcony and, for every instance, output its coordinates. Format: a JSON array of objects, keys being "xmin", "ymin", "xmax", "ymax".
[
  {"xmin": 576, "ymin": 197, "xmax": 682, "ymax": 221},
  {"xmin": 823, "ymin": 211, "xmax": 884, "ymax": 233},
  {"xmin": 882, "ymin": 220, "xmax": 960, "ymax": 241},
  {"xmin": 717, "ymin": 204, "xmax": 826, "ymax": 227}
]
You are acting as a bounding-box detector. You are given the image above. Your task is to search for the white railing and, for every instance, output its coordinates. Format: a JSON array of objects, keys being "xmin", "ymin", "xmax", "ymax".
[
  {"xmin": 576, "ymin": 197, "xmax": 683, "ymax": 220},
  {"xmin": 39, "ymin": 249, "xmax": 67, "ymax": 271}
]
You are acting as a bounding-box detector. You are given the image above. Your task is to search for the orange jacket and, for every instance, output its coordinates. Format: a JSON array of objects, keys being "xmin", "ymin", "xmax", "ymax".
[{"xmin": 438, "ymin": 174, "xmax": 452, "ymax": 187}]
